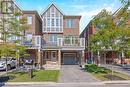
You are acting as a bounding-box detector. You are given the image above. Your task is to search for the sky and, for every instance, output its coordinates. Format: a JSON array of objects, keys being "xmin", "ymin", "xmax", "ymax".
[{"xmin": 15, "ymin": 0, "xmax": 122, "ymax": 33}]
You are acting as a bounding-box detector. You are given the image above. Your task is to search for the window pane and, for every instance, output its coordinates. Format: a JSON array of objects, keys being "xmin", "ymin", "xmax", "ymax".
[
  {"xmin": 48, "ymin": 34, "xmax": 57, "ymax": 42},
  {"xmin": 47, "ymin": 19, "xmax": 50, "ymax": 26},
  {"xmin": 37, "ymin": 37, "xmax": 39, "ymax": 44},
  {"xmin": 27, "ymin": 16, "xmax": 32, "ymax": 25},
  {"xmin": 52, "ymin": 28, "xmax": 55, "ymax": 31},
  {"xmin": 47, "ymin": 28, "xmax": 50, "ymax": 31},
  {"xmin": 52, "ymin": 19, "xmax": 54, "ymax": 26},
  {"xmin": 52, "ymin": 14, "xmax": 54, "ymax": 17},
  {"xmin": 66, "ymin": 19, "xmax": 73, "ymax": 28},
  {"xmin": 56, "ymin": 28, "xmax": 59, "ymax": 31},
  {"xmin": 56, "ymin": 19, "xmax": 59, "ymax": 26}
]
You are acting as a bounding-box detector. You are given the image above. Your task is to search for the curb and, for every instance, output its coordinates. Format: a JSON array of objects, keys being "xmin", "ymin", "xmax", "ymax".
[
  {"xmin": 102, "ymin": 80, "xmax": 130, "ymax": 84},
  {"xmin": 0, "ymin": 81, "xmax": 130, "ymax": 85},
  {"xmin": 0, "ymin": 82, "xmax": 56, "ymax": 85}
]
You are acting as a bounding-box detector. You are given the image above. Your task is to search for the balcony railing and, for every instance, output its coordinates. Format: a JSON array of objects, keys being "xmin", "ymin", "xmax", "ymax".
[
  {"xmin": 58, "ymin": 38, "xmax": 85, "ymax": 47},
  {"xmin": 21, "ymin": 35, "xmax": 42, "ymax": 49},
  {"xmin": 43, "ymin": 37, "xmax": 85, "ymax": 48}
]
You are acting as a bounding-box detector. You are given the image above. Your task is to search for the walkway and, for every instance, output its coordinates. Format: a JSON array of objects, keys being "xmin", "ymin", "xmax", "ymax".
[{"xmin": 58, "ymin": 65, "xmax": 99, "ymax": 83}]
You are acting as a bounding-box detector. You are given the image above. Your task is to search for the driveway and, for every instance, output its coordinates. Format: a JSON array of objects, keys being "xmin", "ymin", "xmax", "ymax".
[{"xmin": 58, "ymin": 65, "xmax": 99, "ymax": 83}]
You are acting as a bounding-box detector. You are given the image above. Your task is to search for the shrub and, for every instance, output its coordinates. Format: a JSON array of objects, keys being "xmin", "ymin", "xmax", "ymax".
[{"xmin": 84, "ymin": 64, "xmax": 111, "ymax": 74}]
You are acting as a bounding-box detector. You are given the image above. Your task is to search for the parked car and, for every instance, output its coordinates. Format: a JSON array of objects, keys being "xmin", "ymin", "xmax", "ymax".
[
  {"xmin": 24, "ymin": 59, "xmax": 33, "ymax": 65},
  {"xmin": 0, "ymin": 57, "xmax": 16, "ymax": 71}
]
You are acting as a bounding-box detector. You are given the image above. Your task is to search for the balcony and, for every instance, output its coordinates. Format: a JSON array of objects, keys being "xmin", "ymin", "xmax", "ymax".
[
  {"xmin": 21, "ymin": 35, "xmax": 42, "ymax": 49},
  {"xmin": 43, "ymin": 37, "xmax": 85, "ymax": 50}
]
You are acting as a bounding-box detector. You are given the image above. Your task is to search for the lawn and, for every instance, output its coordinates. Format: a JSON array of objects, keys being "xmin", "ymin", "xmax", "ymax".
[
  {"xmin": 92, "ymin": 72, "xmax": 130, "ymax": 81},
  {"xmin": 6, "ymin": 70, "xmax": 59, "ymax": 82},
  {"xmin": 85, "ymin": 64, "xmax": 130, "ymax": 81}
]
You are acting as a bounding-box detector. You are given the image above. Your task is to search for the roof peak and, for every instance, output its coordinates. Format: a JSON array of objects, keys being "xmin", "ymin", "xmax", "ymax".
[{"xmin": 41, "ymin": 2, "xmax": 64, "ymax": 16}]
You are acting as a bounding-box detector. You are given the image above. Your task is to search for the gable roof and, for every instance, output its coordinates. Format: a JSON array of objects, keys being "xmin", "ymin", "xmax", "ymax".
[{"xmin": 41, "ymin": 3, "xmax": 64, "ymax": 16}]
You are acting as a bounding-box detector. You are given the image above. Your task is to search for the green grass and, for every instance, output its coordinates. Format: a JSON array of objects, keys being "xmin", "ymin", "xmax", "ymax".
[
  {"xmin": 85, "ymin": 64, "xmax": 130, "ymax": 81},
  {"xmin": 92, "ymin": 72, "xmax": 130, "ymax": 81},
  {"xmin": 7, "ymin": 70, "xmax": 59, "ymax": 82}
]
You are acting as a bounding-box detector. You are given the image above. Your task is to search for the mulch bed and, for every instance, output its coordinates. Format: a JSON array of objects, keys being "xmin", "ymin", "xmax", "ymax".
[{"xmin": 104, "ymin": 74, "xmax": 126, "ymax": 80}]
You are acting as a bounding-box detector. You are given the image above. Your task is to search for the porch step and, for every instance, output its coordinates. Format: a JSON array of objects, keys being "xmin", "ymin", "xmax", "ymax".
[{"xmin": 43, "ymin": 64, "xmax": 60, "ymax": 70}]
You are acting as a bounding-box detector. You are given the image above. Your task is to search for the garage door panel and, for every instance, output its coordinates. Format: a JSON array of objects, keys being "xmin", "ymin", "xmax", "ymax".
[{"xmin": 63, "ymin": 54, "xmax": 76, "ymax": 65}]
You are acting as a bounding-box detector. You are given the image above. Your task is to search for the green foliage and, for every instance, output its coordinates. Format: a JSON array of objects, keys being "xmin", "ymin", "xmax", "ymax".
[
  {"xmin": 85, "ymin": 64, "xmax": 111, "ymax": 74},
  {"xmin": 90, "ymin": 3, "xmax": 130, "ymax": 56},
  {"xmin": 0, "ymin": 12, "xmax": 28, "ymax": 60}
]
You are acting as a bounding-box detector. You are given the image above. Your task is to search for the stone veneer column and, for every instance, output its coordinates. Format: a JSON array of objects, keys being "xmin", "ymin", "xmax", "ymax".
[
  {"xmin": 38, "ymin": 49, "xmax": 42, "ymax": 69},
  {"xmin": 81, "ymin": 50, "xmax": 85, "ymax": 65},
  {"xmin": 58, "ymin": 50, "xmax": 61, "ymax": 68}
]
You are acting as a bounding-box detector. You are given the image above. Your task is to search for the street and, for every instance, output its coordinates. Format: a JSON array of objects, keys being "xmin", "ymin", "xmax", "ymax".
[{"xmin": 1, "ymin": 83, "xmax": 130, "ymax": 87}]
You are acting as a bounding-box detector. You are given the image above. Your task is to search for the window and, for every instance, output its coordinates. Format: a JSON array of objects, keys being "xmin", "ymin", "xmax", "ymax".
[
  {"xmin": 56, "ymin": 19, "xmax": 59, "ymax": 26},
  {"xmin": 27, "ymin": 16, "xmax": 32, "ymax": 25},
  {"xmin": 47, "ymin": 28, "xmax": 50, "ymax": 31},
  {"xmin": 52, "ymin": 52, "xmax": 56, "ymax": 57},
  {"xmin": 37, "ymin": 37, "xmax": 39, "ymax": 44},
  {"xmin": 51, "ymin": 14, "xmax": 54, "ymax": 17},
  {"xmin": 45, "ymin": 52, "xmax": 50, "ymax": 59},
  {"xmin": 49, "ymin": 34, "xmax": 57, "ymax": 43},
  {"xmin": 26, "ymin": 33, "xmax": 32, "ymax": 44},
  {"xmin": 52, "ymin": 19, "xmax": 54, "ymax": 26},
  {"xmin": 56, "ymin": 28, "xmax": 59, "ymax": 31},
  {"xmin": 66, "ymin": 19, "xmax": 73, "ymax": 28},
  {"xmin": 52, "ymin": 28, "xmax": 55, "ymax": 31},
  {"xmin": 47, "ymin": 19, "xmax": 50, "ymax": 26}
]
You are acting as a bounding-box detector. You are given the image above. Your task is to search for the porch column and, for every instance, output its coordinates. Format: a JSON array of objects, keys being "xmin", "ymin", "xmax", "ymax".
[
  {"xmin": 38, "ymin": 49, "xmax": 42, "ymax": 69},
  {"xmin": 81, "ymin": 50, "xmax": 85, "ymax": 65},
  {"xmin": 58, "ymin": 50, "xmax": 61, "ymax": 68}
]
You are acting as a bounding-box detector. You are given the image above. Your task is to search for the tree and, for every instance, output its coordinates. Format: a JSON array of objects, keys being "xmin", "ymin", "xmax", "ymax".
[
  {"xmin": 0, "ymin": 9, "xmax": 28, "ymax": 73},
  {"xmin": 90, "ymin": 7, "xmax": 130, "ymax": 66},
  {"xmin": 15, "ymin": 45, "xmax": 30, "ymax": 68}
]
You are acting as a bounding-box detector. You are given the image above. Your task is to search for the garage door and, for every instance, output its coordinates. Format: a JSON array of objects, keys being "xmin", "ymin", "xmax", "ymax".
[{"xmin": 63, "ymin": 54, "xmax": 76, "ymax": 65}]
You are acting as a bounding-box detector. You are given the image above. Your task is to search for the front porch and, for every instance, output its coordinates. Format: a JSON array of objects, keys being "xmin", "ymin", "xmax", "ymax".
[{"xmin": 42, "ymin": 49, "xmax": 85, "ymax": 70}]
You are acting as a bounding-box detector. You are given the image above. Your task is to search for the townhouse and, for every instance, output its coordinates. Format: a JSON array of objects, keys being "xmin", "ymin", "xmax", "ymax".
[
  {"xmin": 40, "ymin": 3, "xmax": 85, "ymax": 69},
  {"xmin": 0, "ymin": 0, "xmax": 85, "ymax": 69},
  {"xmin": 22, "ymin": 3, "xmax": 85, "ymax": 69},
  {"xmin": 80, "ymin": 8, "xmax": 130, "ymax": 65}
]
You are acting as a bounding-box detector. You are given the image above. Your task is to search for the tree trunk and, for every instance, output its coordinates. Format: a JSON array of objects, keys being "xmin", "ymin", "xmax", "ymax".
[
  {"xmin": 121, "ymin": 51, "xmax": 125, "ymax": 66},
  {"xmin": 97, "ymin": 51, "xmax": 100, "ymax": 66},
  {"xmin": 111, "ymin": 51, "xmax": 114, "ymax": 80}
]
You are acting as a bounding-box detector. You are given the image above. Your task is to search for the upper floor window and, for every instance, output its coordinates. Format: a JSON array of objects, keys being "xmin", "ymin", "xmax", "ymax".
[
  {"xmin": 66, "ymin": 19, "xmax": 73, "ymax": 28},
  {"xmin": 27, "ymin": 16, "xmax": 32, "ymax": 25},
  {"xmin": 52, "ymin": 19, "xmax": 55, "ymax": 26},
  {"xmin": 47, "ymin": 19, "xmax": 50, "ymax": 26},
  {"xmin": 51, "ymin": 14, "xmax": 55, "ymax": 17},
  {"xmin": 56, "ymin": 19, "xmax": 59, "ymax": 26},
  {"xmin": 48, "ymin": 34, "xmax": 57, "ymax": 43}
]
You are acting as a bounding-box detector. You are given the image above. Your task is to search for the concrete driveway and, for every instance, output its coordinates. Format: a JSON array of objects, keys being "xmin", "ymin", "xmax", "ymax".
[{"xmin": 58, "ymin": 65, "xmax": 99, "ymax": 83}]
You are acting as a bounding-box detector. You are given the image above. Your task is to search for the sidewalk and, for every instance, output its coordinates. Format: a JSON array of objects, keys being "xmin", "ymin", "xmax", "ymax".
[{"xmin": 101, "ymin": 64, "xmax": 130, "ymax": 76}]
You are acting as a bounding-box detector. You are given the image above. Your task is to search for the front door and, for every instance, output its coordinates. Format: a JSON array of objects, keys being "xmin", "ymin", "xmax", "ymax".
[{"xmin": 51, "ymin": 51, "xmax": 57, "ymax": 62}]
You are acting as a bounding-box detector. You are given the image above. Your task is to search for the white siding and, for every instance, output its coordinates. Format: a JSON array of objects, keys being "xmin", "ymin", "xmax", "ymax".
[{"xmin": 42, "ymin": 5, "xmax": 63, "ymax": 33}]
